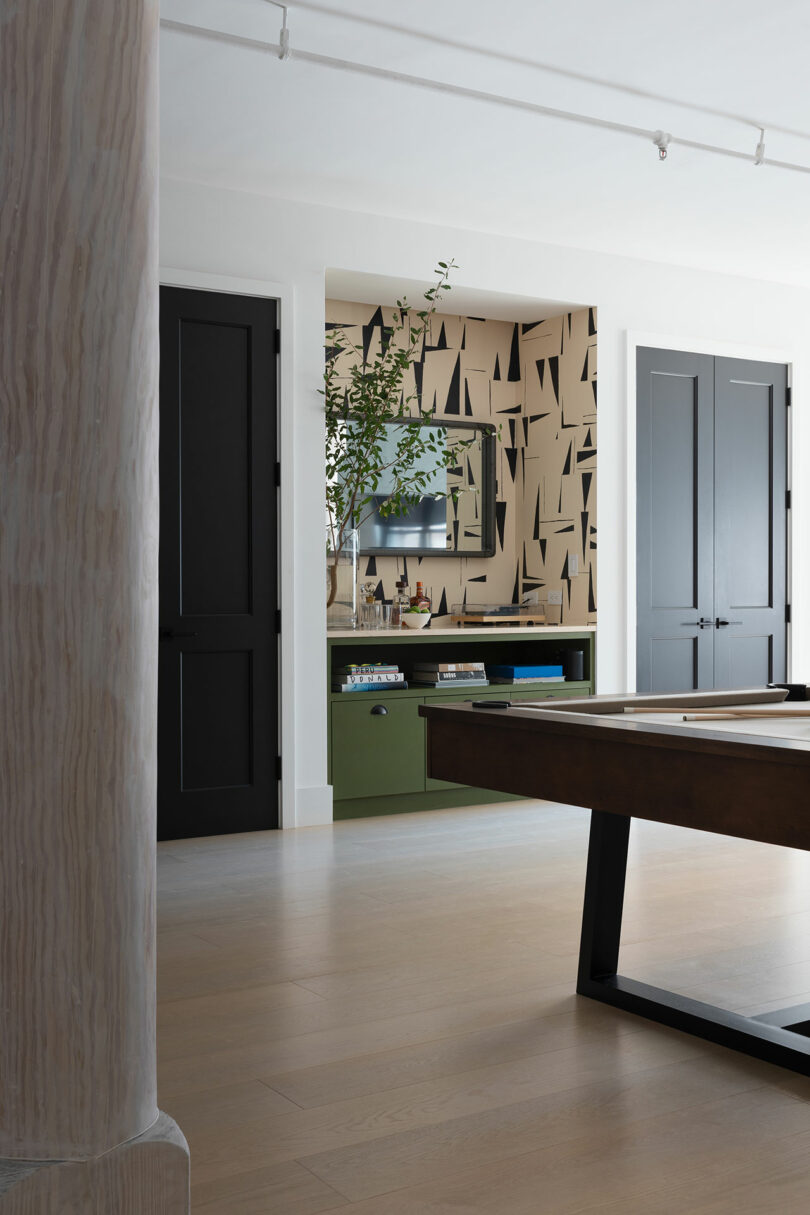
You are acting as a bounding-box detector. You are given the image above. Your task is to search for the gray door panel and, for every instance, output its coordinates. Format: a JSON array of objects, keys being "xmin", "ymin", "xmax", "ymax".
[
  {"xmin": 649, "ymin": 636, "xmax": 700, "ymax": 693},
  {"xmin": 713, "ymin": 357, "xmax": 787, "ymax": 687},
  {"xmin": 637, "ymin": 349, "xmax": 787, "ymax": 693},
  {"xmin": 636, "ymin": 348, "xmax": 714, "ymax": 692}
]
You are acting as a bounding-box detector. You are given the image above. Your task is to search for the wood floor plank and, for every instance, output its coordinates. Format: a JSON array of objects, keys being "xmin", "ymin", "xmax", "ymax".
[
  {"xmin": 298, "ymin": 1052, "xmax": 784, "ymax": 1203},
  {"xmin": 160, "ymin": 1079, "xmax": 301, "ymax": 1137},
  {"xmin": 192, "ymin": 1160, "xmax": 348, "ymax": 1215},
  {"xmin": 263, "ymin": 1005, "xmax": 661, "ymax": 1109},
  {"xmin": 189, "ymin": 1023, "xmax": 717, "ymax": 1187},
  {"xmin": 329, "ymin": 1089, "xmax": 810, "ymax": 1214}
]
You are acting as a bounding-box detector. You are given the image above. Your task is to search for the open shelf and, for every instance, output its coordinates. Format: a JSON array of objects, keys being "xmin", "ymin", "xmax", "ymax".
[{"xmin": 327, "ymin": 627, "xmax": 595, "ymax": 819}]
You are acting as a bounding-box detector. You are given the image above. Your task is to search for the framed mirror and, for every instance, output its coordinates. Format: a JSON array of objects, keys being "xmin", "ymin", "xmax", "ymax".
[{"xmin": 355, "ymin": 418, "xmax": 496, "ymax": 557}]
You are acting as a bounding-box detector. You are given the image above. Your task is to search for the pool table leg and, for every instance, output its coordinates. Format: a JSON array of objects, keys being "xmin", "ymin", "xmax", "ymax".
[
  {"xmin": 577, "ymin": 809, "xmax": 630, "ymax": 989},
  {"xmin": 576, "ymin": 810, "xmax": 810, "ymax": 1076}
]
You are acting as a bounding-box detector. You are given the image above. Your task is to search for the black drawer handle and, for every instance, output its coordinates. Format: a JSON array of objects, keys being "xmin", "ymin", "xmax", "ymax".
[{"xmin": 370, "ymin": 704, "xmax": 388, "ymax": 716}]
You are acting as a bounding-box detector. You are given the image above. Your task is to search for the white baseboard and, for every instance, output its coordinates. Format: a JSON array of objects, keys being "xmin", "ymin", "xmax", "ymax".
[{"xmin": 292, "ymin": 785, "xmax": 333, "ymax": 828}]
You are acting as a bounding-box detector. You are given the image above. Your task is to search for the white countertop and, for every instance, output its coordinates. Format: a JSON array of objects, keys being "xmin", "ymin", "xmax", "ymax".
[{"xmin": 327, "ymin": 624, "xmax": 596, "ymax": 639}]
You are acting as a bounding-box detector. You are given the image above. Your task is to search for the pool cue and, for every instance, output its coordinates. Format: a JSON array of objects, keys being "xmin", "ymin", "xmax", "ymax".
[
  {"xmin": 680, "ymin": 712, "xmax": 797, "ymax": 722},
  {"xmin": 622, "ymin": 706, "xmax": 810, "ymax": 720}
]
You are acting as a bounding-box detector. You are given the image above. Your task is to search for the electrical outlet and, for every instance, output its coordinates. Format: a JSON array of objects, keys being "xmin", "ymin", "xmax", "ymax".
[
  {"xmin": 568, "ymin": 553, "xmax": 579, "ymax": 577},
  {"xmin": 547, "ymin": 589, "xmax": 563, "ymax": 605}
]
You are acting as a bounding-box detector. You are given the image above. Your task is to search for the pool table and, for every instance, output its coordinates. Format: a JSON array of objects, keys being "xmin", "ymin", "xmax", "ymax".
[{"xmin": 420, "ymin": 687, "xmax": 810, "ymax": 1075}]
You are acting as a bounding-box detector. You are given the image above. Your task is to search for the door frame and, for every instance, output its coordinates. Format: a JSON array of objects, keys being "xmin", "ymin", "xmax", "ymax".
[
  {"xmin": 625, "ymin": 331, "xmax": 794, "ymax": 694},
  {"xmin": 160, "ymin": 267, "xmax": 295, "ymax": 827}
]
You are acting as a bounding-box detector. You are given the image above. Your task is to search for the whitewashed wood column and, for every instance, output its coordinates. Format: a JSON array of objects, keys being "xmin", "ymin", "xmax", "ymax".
[{"xmin": 0, "ymin": 1, "xmax": 188, "ymax": 1210}]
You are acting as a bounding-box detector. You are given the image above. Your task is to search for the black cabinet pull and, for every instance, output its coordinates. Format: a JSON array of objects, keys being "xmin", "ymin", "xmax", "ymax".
[{"xmin": 370, "ymin": 704, "xmax": 388, "ymax": 716}]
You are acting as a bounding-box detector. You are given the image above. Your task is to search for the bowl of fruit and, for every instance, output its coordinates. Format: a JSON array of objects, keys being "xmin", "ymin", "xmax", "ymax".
[{"xmin": 401, "ymin": 608, "xmax": 431, "ymax": 629}]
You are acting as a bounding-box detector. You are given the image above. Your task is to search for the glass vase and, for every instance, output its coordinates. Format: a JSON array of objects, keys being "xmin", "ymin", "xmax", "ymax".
[{"xmin": 326, "ymin": 527, "xmax": 358, "ymax": 630}]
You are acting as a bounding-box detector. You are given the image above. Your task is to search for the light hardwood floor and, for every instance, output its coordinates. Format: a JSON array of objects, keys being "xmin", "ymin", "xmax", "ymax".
[{"xmin": 157, "ymin": 801, "xmax": 810, "ymax": 1213}]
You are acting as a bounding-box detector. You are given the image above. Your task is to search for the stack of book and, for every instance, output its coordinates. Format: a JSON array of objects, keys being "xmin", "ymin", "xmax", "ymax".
[
  {"xmin": 332, "ymin": 663, "xmax": 408, "ymax": 692},
  {"xmin": 486, "ymin": 663, "xmax": 564, "ymax": 684},
  {"xmin": 409, "ymin": 661, "xmax": 489, "ymax": 689}
]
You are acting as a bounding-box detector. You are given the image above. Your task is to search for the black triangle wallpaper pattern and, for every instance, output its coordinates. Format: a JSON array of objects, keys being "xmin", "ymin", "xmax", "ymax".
[{"xmin": 326, "ymin": 302, "xmax": 597, "ymax": 625}]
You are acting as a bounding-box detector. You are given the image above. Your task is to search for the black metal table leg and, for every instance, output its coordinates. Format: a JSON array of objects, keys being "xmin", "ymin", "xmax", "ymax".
[
  {"xmin": 577, "ymin": 809, "xmax": 630, "ymax": 989},
  {"xmin": 576, "ymin": 809, "xmax": 810, "ymax": 1077}
]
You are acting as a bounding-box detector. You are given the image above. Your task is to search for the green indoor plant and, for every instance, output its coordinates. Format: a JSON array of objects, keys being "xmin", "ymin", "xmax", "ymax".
[{"xmin": 324, "ymin": 260, "xmax": 475, "ymax": 618}]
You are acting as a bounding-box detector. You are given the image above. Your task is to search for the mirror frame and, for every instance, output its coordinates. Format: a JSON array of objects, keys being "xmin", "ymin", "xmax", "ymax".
[{"xmin": 358, "ymin": 417, "xmax": 497, "ymax": 558}]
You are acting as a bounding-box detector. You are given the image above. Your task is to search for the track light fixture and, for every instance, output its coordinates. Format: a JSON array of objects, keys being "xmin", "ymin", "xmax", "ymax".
[
  {"xmin": 161, "ymin": 12, "xmax": 810, "ymax": 177},
  {"xmin": 265, "ymin": 0, "xmax": 290, "ymax": 60}
]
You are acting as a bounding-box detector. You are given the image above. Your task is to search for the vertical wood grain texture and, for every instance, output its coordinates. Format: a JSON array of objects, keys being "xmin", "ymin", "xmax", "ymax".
[{"xmin": 0, "ymin": 0, "xmax": 171, "ymax": 1170}]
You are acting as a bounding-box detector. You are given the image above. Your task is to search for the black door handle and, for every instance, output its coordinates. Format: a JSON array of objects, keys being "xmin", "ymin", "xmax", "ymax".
[
  {"xmin": 370, "ymin": 704, "xmax": 388, "ymax": 716},
  {"xmin": 159, "ymin": 628, "xmax": 200, "ymax": 640},
  {"xmin": 682, "ymin": 618, "xmax": 713, "ymax": 629},
  {"xmin": 715, "ymin": 618, "xmax": 742, "ymax": 628}
]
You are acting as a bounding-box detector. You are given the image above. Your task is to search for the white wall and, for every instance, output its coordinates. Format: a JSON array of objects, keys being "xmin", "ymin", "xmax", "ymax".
[{"xmin": 160, "ymin": 177, "xmax": 810, "ymax": 826}]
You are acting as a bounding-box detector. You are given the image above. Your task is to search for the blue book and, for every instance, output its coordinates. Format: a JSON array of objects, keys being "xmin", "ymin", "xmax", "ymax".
[
  {"xmin": 332, "ymin": 681, "xmax": 408, "ymax": 693},
  {"xmin": 486, "ymin": 664, "xmax": 563, "ymax": 679}
]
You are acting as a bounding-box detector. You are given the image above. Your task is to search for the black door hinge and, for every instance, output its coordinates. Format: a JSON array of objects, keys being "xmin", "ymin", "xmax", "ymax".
[
  {"xmin": 275, "ymin": 608, "xmax": 281, "ymax": 634},
  {"xmin": 274, "ymin": 461, "xmax": 281, "ymax": 487},
  {"xmin": 786, "ymin": 386, "xmax": 792, "ymax": 408},
  {"xmin": 786, "ymin": 603, "xmax": 792, "ymax": 624},
  {"xmin": 275, "ymin": 755, "xmax": 282, "ymax": 781},
  {"xmin": 274, "ymin": 328, "xmax": 281, "ymax": 355},
  {"xmin": 786, "ymin": 489, "xmax": 792, "ymax": 510}
]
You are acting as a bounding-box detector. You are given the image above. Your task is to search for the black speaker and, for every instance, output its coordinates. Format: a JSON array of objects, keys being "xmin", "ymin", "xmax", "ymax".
[
  {"xmin": 562, "ymin": 649, "xmax": 584, "ymax": 682},
  {"xmin": 768, "ymin": 682, "xmax": 809, "ymax": 701}
]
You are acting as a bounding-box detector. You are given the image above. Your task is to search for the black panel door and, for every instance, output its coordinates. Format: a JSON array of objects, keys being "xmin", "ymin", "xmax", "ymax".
[
  {"xmin": 158, "ymin": 287, "xmax": 278, "ymax": 839},
  {"xmin": 637, "ymin": 348, "xmax": 787, "ymax": 693}
]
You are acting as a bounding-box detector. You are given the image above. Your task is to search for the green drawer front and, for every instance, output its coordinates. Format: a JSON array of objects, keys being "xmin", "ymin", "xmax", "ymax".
[
  {"xmin": 332, "ymin": 696, "xmax": 425, "ymax": 800},
  {"xmin": 509, "ymin": 687, "xmax": 586, "ymax": 702}
]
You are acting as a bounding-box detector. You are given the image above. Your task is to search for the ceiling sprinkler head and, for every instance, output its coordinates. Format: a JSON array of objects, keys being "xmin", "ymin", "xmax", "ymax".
[
  {"xmin": 754, "ymin": 128, "xmax": 766, "ymax": 166},
  {"xmin": 652, "ymin": 130, "xmax": 671, "ymax": 161}
]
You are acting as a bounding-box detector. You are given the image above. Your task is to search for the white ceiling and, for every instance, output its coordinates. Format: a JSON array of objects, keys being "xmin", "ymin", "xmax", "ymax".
[{"xmin": 160, "ymin": 0, "xmax": 810, "ymax": 287}]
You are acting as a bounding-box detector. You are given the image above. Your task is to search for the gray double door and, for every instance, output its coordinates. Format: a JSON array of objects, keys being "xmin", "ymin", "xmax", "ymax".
[{"xmin": 637, "ymin": 348, "xmax": 788, "ymax": 693}]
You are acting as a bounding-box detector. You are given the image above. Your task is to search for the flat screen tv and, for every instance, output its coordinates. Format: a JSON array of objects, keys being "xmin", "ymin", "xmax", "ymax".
[{"xmin": 353, "ymin": 418, "xmax": 496, "ymax": 557}]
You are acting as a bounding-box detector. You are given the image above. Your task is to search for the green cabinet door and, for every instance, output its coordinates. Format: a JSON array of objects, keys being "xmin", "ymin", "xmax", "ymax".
[{"xmin": 331, "ymin": 696, "xmax": 426, "ymax": 800}]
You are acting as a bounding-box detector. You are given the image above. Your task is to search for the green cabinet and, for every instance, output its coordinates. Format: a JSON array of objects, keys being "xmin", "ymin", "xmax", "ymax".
[
  {"xmin": 327, "ymin": 627, "xmax": 595, "ymax": 820},
  {"xmin": 331, "ymin": 696, "xmax": 425, "ymax": 799}
]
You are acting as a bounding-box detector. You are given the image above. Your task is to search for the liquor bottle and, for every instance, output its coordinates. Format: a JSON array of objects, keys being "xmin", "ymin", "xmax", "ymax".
[
  {"xmin": 410, "ymin": 581, "xmax": 431, "ymax": 611},
  {"xmin": 392, "ymin": 579, "xmax": 410, "ymax": 627}
]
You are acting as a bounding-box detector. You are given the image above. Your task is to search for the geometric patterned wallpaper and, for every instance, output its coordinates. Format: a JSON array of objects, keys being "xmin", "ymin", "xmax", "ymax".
[
  {"xmin": 325, "ymin": 301, "xmax": 597, "ymax": 625},
  {"xmin": 519, "ymin": 308, "xmax": 597, "ymax": 624}
]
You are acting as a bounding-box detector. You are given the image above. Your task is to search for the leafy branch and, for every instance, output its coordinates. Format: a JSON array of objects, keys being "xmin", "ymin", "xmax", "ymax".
[{"xmin": 323, "ymin": 260, "xmax": 482, "ymax": 606}]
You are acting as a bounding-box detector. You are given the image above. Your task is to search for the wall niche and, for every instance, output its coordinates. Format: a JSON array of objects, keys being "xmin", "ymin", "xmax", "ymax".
[{"xmin": 325, "ymin": 300, "xmax": 597, "ymax": 626}]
